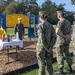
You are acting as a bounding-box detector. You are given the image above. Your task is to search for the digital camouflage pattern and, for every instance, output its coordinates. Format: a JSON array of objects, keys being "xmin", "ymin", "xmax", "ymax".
[
  {"xmin": 56, "ymin": 18, "xmax": 72, "ymax": 69},
  {"xmin": 72, "ymin": 21, "xmax": 75, "ymax": 60},
  {"xmin": 36, "ymin": 21, "xmax": 56, "ymax": 75}
]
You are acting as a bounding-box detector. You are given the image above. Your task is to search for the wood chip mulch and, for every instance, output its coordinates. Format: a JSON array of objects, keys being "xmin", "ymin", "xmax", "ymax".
[{"xmin": 0, "ymin": 36, "xmax": 73, "ymax": 74}]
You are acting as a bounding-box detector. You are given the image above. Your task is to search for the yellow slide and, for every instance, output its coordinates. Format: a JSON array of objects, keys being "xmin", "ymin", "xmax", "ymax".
[{"xmin": 0, "ymin": 27, "xmax": 6, "ymax": 38}]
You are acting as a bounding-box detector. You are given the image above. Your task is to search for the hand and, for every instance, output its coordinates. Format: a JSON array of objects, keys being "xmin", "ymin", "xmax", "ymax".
[
  {"xmin": 63, "ymin": 35, "xmax": 67, "ymax": 39},
  {"xmin": 47, "ymin": 47, "xmax": 52, "ymax": 53},
  {"xmin": 65, "ymin": 35, "xmax": 71, "ymax": 40}
]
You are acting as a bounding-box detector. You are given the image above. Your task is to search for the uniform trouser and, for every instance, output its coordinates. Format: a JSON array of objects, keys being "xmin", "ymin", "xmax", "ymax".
[
  {"xmin": 73, "ymin": 44, "xmax": 75, "ymax": 59},
  {"xmin": 36, "ymin": 47, "xmax": 53, "ymax": 75},
  {"xmin": 56, "ymin": 43, "xmax": 72, "ymax": 69}
]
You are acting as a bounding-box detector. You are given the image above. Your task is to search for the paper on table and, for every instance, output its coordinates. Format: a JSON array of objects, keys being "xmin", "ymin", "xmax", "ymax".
[
  {"xmin": 0, "ymin": 39, "xmax": 3, "ymax": 50},
  {"xmin": 0, "ymin": 40, "xmax": 23, "ymax": 50}
]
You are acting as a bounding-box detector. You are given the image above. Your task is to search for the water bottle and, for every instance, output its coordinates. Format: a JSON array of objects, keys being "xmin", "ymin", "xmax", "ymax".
[
  {"xmin": 16, "ymin": 32, "xmax": 19, "ymax": 40},
  {"xmin": 10, "ymin": 35, "xmax": 12, "ymax": 41}
]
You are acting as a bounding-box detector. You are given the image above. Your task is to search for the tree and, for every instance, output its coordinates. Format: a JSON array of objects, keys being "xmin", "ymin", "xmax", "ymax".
[
  {"xmin": 41, "ymin": 0, "xmax": 67, "ymax": 24},
  {"xmin": 71, "ymin": 0, "xmax": 75, "ymax": 4},
  {"xmin": 0, "ymin": 0, "xmax": 5, "ymax": 5},
  {"xmin": 3, "ymin": 1, "xmax": 16, "ymax": 14},
  {"xmin": 65, "ymin": 11, "xmax": 74, "ymax": 24},
  {"xmin": 0, "ymin": 0, "xmax": 15, "ymax": 13},
  {"xmin": 14, "ymin": 0, "xmax": 39, "ymax": 15},
  {"xmin": 41, "ymin": 0, "xmax": 58, "ymax": 24},
  {"xmin": 6, "ymin": 0, "xmax": 15, "ymax": 4},
  {"xmin": 0, "ymin": 0, "xmax": 6, "ymax": 13},
  {"xmin": 28, "ymin": 2, "xmax": 39, "ymax": 15},
  {"xmin": 0, "ymin": 0, "xmax": 39, "ymax": 15},
  {"xmin": 27, "ymin": 0, "xmax": 39, "ymax": 15},
  {"xmin": 57, "ymin": 3, "xmax": 65, "ymax": 12}
]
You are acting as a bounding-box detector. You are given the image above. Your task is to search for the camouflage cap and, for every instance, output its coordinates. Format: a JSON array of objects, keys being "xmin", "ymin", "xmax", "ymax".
[{"xmin": 39, "ymin": 11, "xmax": 45, "ymax": 16}]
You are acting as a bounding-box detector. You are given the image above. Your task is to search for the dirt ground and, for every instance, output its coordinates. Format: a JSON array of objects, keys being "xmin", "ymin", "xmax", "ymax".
[{"xmin": 0, "ymin": 36, "xmax": 73, "ymax": 74}]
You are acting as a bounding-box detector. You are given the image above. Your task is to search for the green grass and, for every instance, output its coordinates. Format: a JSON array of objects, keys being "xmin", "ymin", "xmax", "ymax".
[
  {"xmin": 6, "ymin": 25, "xmax": 73, "ymax": 35},
  {"xmin": 15, "ymin": 57, "xmax": 75, "ymax": 75},
  {"xmin": 6, "ymin": 25, "xmax": 56, "ymax": 35},
  {"xmin": 6, "ymin": 28, "xmax": 28, "ymax": 35},
  {"xmin": 6, "ymin": 28, "xmax": 14, "ymax": 35},
  {"xmin": 16, "ymin": 69, "xmax": 38, "ymax": 75}
]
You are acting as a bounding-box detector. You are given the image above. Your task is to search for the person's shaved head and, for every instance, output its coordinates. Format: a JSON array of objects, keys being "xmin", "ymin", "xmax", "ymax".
[
  {"xmin": 57, "ymin": 11, "xmax": 64, "ymax": 20},
  {"xmin": 57, "ymin": 11, "xmax": 64, "ymax": 17}
]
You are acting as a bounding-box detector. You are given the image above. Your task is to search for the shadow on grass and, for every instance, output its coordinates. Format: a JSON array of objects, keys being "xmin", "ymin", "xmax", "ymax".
[{"xmin": 53, "ymin": 70, "xmax": 75, "ymax": 75}]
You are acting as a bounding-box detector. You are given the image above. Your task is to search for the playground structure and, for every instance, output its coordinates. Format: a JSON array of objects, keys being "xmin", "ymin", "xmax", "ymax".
[
  {"xmin": 0, "ymin": 14, "xmax": 6, "ymax": 38},
  {"xmin": 0, "ymin": 13, "xmax": 39, "ymax": 73},
  {"xmin": 28, "ymin": 15, "xmax": 38, "ymax": 40},
  {"xmin": 0, "ymin": 13, "xmax": 39, "ymax": 39},
  {"xmin": 6, "ymin": 14, "xmax": 29, "ymax": 27},
  {"xmin": 0, "ymin": 27, "xmax": 6, "ymax": 38}
]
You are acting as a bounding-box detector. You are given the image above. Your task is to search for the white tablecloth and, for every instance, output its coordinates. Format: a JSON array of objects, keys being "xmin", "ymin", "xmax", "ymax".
[{"xmin": 0, "ymin": 39, "xmax": 23, "ymax": 50}]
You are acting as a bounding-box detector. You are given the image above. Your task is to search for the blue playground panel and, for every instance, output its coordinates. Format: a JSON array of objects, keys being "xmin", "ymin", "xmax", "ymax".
[
  {"xmin": 0, "ymin": 14, "xmax": 6, "ymax": 30},
  {"xmin": 28, "ymin": 15, "xmax": 38, "ymax": 39},
  {"xmin": 0, "ymin": 14, "xmax": 38, "ymax": 40},
  {"xmin": 28, "ymin": 27, "xmax": 35, "ymax": 38}
]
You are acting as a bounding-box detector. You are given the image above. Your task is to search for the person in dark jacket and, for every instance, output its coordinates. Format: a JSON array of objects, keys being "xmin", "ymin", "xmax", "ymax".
[{"xmin": 14, "ymin": 18, "xmax": 24, "ymax": 40}]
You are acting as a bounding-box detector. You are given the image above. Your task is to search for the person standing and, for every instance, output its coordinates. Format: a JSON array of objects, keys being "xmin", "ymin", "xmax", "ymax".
[
  {"xmin": 55, "ymin": 11, "xmax": 72, "ymax": 74},
  {"xmin": 14, "ymin": 18, "xmax": 24, "ymax": 40},
  {"xmin": 72, "ymin": 13, "xmax": 75, "ymax": 61},
  {"xmin": 36, "ymin": 11, "xmax": 56, "ymax": 75}
]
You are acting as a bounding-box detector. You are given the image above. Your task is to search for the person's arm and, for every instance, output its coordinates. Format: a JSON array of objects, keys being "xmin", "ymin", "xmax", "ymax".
[
  {"xmin": 56, "ymin": 21, "xmax": 66, "ymax": 38},
  {"xmin": 49, "ymin": 26, "xmax": 56, "ymax": 49},
  {"xmin": 56, "ymin": 28, "xmax": 66, "ymax": 38},
  {"xmin": 65, "ymin": 23, "xmax": 72, "ymax": 40},
  {"xmin": 38, "ymin": 25, "xmax": 47, "ymax": 50},
  {"xmin": 71, "ymin": 22, "xmax": 75, "ymax": 40},
  {"xmin": 14, "ymin": 24, "xmax": 17, "ymax": 34},
  {"xmin": 22, "ymin": 24, "xmax": 24, "ymax": 35}
]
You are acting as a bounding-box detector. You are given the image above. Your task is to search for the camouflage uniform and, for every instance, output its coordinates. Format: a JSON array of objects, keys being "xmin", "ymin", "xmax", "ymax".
[
  {"xmin": 36, "ymin": 21, "xmax": 56, "ymax": 75},
  {"xmin": 56, "ymin": 18, "xmax": 72, "ymax": 69},
  {"xmin": 72, "ymin": 13, "xmax": 75, "ymax": 60}
]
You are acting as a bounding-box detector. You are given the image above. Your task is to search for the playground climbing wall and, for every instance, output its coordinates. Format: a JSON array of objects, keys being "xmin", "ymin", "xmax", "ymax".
[{"xmin": 6, "ymin": 14, "xmax": 29, "ymax": 27}]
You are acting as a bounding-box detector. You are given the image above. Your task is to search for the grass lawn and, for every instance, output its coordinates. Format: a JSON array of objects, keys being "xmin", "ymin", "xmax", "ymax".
[
  {"xmin": 6, "ymin": 28, "xmax": 28, "ymax": 35},
  {"xmin": 6, "ymin": 25, "xmax": 56, "ymax": 35},
  {"xmin": 15, "ymin": 57, "xmax": 75, "ymax": 75}
]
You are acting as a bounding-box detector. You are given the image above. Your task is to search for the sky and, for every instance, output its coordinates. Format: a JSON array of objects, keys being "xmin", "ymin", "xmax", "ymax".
[{"xmin": 37, "ymin": 0, "xmax": 75, "ymax": 12}]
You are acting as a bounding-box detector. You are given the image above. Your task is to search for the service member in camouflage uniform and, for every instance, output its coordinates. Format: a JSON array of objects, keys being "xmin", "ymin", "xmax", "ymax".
[
  {"xmin": 72, "ymin": 13, "xmax": 75, "ymax": 61},
  {"xmin": 55, "ymin": 11, "xmax": 72, "ymax": 74},
  {"xmin": 36, "ymin": 11, "xmax": 56, "ymax": 75}
]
